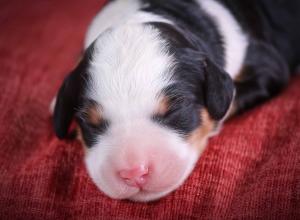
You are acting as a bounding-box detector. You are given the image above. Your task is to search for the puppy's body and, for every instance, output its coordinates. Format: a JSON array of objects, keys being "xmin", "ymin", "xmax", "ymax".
[
  {"xmin": 86, "ymin": 0, "xmax": 299, "ymax": 113},
  {"xmin": 52, "ymin": 0, "xmax": 300, "ymax": 201}
]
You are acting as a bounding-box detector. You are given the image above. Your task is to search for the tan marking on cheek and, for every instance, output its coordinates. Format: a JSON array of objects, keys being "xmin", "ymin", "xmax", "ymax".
[
  {"xmin": 187, "ymin": 109, "xmax": 216, "ymax": 153},
  {"xmin": 155, "ymin": 95, "xmax": 170, "ymax": 116},
  {"xmin": 76, "ymin": 127, "xmax": 88, "ymax": 153}
]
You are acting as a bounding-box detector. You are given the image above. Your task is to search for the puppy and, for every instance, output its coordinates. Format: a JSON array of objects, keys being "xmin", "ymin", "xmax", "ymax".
[{"xmin": 51, "ymin": 0, "xmax": 300, "ymax": 202}]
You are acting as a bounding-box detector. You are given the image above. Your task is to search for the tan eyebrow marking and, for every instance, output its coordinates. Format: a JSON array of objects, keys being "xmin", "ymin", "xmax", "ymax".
[
  {"xmin": 84, "ymin": 101, "xmax": 103, "ymax": 125},
  {"xmin": 186, "ymin": 109, "xmax": 217, "ymax": 153},
  {"xmin": 155, "ymin": 95, "xmax": 170, "ymax": 116}
]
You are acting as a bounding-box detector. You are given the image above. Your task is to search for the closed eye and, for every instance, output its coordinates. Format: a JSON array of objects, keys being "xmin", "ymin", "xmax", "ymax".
[
  {"xmin": 152, "ymin": 102, "xmax": 199, "ymax": 135},
  {"xmin": 76, "ymin": 115, "xmax": 110, "ymax": 147},
  {"xmin": 152, "ymin": 108, "xmax": 174, "ymax": 122},
  {"xmin": 82, "ymin": 118, "xmax": 109, "ymax": 134},
  {"xmin": 76, "ymin": 103, "xmax": 109, "ymax": 134},
  {"xmin": 75, "ymin": 99, "xmax": 109, "ymax": 147}
]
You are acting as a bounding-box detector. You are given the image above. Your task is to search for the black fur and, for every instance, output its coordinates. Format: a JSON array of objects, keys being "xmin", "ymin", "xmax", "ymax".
[
  {"xmin": 144, "ymin": 0, "xmax": 299, "ymax": 115},
  {"xmin": 53, "ymin": 44, "xmax": 94, "ymax": 139},
  {"xmin": 76, "ymin": 100, "xmax": 110, "ymax": 147},
  {"xmin": 54, "ymin": 0, "xmax": 300, "ymax": 143},
  {"xmin": 211, "ymin": 0, "xmax": 299, "ymax": 113},
  {"xmin": 143, "ymin": 0, "xmax": 225, "ymax": 67},
  {"xmin": 233, "ymin": 40, "xmax": 289, "ymax": 114},
  {"xmin": 212, "ymin": 0, "xmax": 300, "ymax": 70},
  {"xmin": 144, "ymin": 0, "xmax": 300, "ymax": 70},
  {"xmin": 54, "ymin": 64, "xmax": 87, "ymax": 139},
  {"xmin": 147, "ymin": 18, "xmax": 234, "ymax": 134},
  {"xmin": 151, "ymin": 45, "xmax": 234, "ymax": 134}
]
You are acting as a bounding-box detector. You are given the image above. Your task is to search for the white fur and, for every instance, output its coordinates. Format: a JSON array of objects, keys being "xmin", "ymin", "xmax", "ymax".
[
  {"xmin": 198, "ymin": 0, "xmax": 249, "ymax": 79},
  {"xmin": 85, "ymin": 119, "xmax": 198, "ymax": 201},
  {"xmin": 51, "ymin": 0, "xmax": 249, "ymax": 202},
  {"xmin": 84, "ymin": 0, "xmax": 172, "ymax": 49},
  {"xmin": 84, "ymin": 22, "xmax": 199, "ymax": 201},
  {"xmin": 88, "ymin": 24, "xmax": 174, "ymax": 123},
  {"xmin": 84, "ymin": 0, "xmax": 141, "ymax": 48}
]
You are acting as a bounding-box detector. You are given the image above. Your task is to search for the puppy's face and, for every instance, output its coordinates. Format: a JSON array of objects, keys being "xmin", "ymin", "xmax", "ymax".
[{"xmin": 53, "ymin": 24, "xmax": 234, "ymax": 201}]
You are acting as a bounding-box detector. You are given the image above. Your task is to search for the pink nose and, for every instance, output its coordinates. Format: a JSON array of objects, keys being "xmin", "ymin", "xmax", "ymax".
[{"xmin": 119, "ymin": 165, "xmax": 149, "ymax": 187}]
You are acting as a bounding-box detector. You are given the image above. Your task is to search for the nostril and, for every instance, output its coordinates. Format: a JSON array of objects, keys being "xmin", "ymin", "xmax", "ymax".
[{"xmin": 119, "ymin": 165, "xmax": 149, "ymax": 187}]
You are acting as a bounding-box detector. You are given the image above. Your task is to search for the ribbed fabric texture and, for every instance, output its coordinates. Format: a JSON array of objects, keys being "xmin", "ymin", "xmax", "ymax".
[{"xmin": 0, "ymin": 0, "xmax": 299, "ymax": 219}]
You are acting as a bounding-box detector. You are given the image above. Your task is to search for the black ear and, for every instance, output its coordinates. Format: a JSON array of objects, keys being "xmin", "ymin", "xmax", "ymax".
[
  {"xmin": 203, "ymin": 58, "xmax": 234, "ymax": 120},
  {"xmin": 53, "ymin": 61, "xmax": 87, "ymax": 139}
]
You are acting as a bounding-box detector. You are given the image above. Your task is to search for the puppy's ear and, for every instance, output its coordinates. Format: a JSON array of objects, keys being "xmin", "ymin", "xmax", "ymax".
[
  {"xmin": 53, "ymin": 61, "xmax": 87, "ymax": 139},
  {"xmin": 174, "ymin": 48, "xmax": 234, "ymax": 120},
  {"xmin": 203, "ymin": 57, "xmax": 234, "ymax": 120}
]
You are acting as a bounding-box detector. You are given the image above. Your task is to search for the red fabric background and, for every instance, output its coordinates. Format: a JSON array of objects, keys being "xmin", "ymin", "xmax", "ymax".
[{"xmin": 0, "ymin": 0, "xmax": 299, "ymax": 219}]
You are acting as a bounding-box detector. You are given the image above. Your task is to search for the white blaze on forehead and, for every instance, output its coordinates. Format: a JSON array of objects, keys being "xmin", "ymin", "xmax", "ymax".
[
  {"xmin": 84, "ymin": 0, "xmax": 173, "ymax": 49},
  {"xmin": 87, "ymin": 24, "xmax": 175, "ymax": 121},
  {"xmin": 84, "ymin": 0, "xmax": 142, "ymax": 48}
]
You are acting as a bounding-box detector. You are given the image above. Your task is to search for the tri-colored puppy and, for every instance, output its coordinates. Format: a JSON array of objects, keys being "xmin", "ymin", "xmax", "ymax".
[{"xmin": 51, "ymin": 0, "xmax": 300, "ymax": 201}]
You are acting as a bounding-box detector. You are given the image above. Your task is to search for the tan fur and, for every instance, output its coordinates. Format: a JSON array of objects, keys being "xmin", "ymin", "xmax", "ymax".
[
  {"xmin": 187, "ymin": 109, "xmax": 216, "ymax": 153},
  {"xmin": 155, "ymin": 96, "xmax": 170, "ymax": 116},
  {"xmin": 76, "ymin": 127, "xmax": 89, "ymax": 153},
  {"xmin": 77, "ymin": 103, "xmax": 102, "ymax": 151},
  {"xmin": 86, "ymin": 104, "xmax": 102, "ymax": 125}
]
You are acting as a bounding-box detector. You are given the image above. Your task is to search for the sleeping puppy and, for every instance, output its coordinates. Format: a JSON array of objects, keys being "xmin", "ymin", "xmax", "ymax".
[{"xmin": 51, "ymin": 0, "xmax": 300, "ymax": 201}]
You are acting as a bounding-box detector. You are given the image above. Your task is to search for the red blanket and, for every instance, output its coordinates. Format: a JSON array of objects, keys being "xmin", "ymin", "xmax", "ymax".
[{"xmin": 0, "ymin": 0, "xmax": 299, "ymax": 219}]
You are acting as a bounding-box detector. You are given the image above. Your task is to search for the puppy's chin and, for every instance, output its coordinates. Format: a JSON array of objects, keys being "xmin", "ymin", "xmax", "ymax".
[
  {"xmin": 127, "ymin": 166, "xmax": 197, "ymax": 202},
  {"xmin": 128, "ymin": 188, "xmax": 180, "ymax": 202},
  {"xmin": 86, "ymin": 159, "xmax": 198, "ymax": 202}
]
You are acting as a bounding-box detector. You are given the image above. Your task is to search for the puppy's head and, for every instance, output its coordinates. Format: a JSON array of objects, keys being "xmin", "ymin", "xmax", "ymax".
[{"xmin": 53, "ymin": 23, "xmax": 234, "ymax": 202}]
